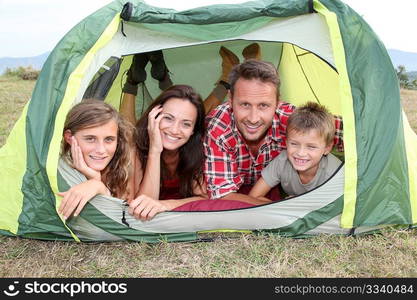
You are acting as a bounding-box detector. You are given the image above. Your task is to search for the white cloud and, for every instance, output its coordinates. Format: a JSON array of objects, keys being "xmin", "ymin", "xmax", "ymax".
[
  {"xmin": 0, "ymin": 0, "xmax": 113, "ymax": 57},
  {"xmin": 343, "ymin": 0, "xmax": 417, "ymax": 52}
]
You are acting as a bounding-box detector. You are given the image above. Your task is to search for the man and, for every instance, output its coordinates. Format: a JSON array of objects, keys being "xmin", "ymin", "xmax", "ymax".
[{"xmin": 204, "ymin": 59, "xmax": 343, "ymax": 204}]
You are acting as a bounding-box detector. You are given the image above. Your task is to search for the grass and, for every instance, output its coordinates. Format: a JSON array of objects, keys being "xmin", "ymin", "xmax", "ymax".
[
  {"xmin": 402, "ymin": 88, "xmax": 417, "ymax": 132},
  {"xmin": 1, "ymin": 230, "xmax": 417, "ymax": 277},
  {"xmin": 0, "ymin": 76, "xmax": 34, "ymax": 146},
  {"xmin": 1, "ymin": 75, "xmax": 417, "ymax": 278}
]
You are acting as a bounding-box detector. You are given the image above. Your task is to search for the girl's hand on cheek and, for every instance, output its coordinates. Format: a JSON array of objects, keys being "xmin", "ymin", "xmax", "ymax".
[{"xmin": 71, "ymin": 136, "xmax": 101, "ymax": 180}]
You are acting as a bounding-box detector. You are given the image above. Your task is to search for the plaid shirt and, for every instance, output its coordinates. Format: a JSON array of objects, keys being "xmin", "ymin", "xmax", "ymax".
[{"xmin": 204, "ymin": 102, "xmax": 344, "ymax": 199}]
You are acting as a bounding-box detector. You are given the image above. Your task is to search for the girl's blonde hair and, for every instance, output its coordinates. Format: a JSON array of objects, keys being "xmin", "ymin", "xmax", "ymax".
[{"xmin": 61, "ymin": 99, "xmax": 133, "ymax": 198}]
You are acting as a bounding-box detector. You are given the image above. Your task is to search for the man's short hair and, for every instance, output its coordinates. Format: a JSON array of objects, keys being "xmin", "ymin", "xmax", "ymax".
[
  {"xmin": 287, "ymin": 102, "xmax": 335, "ymax": 146},
  {"xmin": 228, "ymin": 59, "xmax": 280, "ymax": 98}
]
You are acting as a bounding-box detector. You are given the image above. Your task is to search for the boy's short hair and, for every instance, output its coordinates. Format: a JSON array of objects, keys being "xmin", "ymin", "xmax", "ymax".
[{"xmin": 287, "ymin": 102, "xmax": 335, "ymax": 146}]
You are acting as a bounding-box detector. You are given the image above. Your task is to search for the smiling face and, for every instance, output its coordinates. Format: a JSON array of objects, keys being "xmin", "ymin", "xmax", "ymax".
[
  {"xmin": 66, "ymin": 120, "xmax": 118, "ymax": 172},
  {"xmin": 286, "ymin": 128, "xmax": 333, "ymax": 176},
  {"xmin": 230, "ymin": 78, "xmax": 278, "ymax": 147},
  {"xmin": 159, "ymin": 97, "xmax": 197, "ymax": 151}
]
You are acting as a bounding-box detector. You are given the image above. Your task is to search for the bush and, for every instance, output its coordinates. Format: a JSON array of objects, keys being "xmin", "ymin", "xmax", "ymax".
[
  {"xmin": 20, "ymin": 67, "xmax": 40, "ymax": 80},
  {"xmin": 3, "ymin": 66, "xmax": 40, "ymax": 80}
]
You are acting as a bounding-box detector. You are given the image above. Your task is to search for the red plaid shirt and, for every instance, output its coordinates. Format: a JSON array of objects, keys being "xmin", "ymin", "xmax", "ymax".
[{"xmin": 204, "ymin": 102, "xmax": 344, "ymax": 199}]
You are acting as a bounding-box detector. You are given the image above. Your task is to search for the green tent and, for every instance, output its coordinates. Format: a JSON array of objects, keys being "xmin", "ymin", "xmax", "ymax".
[{"xmin": 1, "ymin": 0, "xmax": 416, "ymax": 242}]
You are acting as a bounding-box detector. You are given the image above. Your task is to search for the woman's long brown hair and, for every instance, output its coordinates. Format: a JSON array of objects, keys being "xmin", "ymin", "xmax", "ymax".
[{"xmin": 135, "ymin": 85, "xmax": 206, "ymax": 197}]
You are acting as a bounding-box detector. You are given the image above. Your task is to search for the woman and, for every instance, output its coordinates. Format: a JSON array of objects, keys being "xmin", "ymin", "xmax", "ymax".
[
  {"xmin": 58, "ymin": 99, "xmax": 134, "ymax": 219},
  {"xmin": 128, "ymin": 85, "xmax": 208, "ymax": 220}
]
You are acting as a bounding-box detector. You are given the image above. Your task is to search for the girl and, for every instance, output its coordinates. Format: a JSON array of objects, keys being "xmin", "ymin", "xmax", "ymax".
[{"xmin": 58, "ymin": 99, "xmax": 134, "ymax": 219}]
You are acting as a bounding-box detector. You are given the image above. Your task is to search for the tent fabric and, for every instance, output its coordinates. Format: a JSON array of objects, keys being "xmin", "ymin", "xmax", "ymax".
[
  {"xmin": 318, "ymin": 0, "xmax": 414, "ymax": 227},
  {"xmin": 102, "ymin": 12, "xmax": 334, "ymax": 105},
  {"xmin": 59, "ymin": 159, "xmax": 386, "ymax": 240},
  {"xmin": 0, "ymin": 0, "xmax": 416, "ymax": 242},
  {"xmin": 58, "ymin": 156, "xmax": 356, "ymax": 240}
]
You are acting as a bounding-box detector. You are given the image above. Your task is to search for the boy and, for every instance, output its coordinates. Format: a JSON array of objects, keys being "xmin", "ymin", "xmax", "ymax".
[{"xmin": 249, "ymin": 102, "xmax": 342, "ymax": 201}]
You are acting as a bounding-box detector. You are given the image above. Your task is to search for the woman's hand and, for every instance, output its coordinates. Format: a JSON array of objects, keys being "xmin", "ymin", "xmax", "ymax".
[
  {"xmin": 57, "ymin": 179, "xmax": 110, "ymax": 220},
  {"xmin": 71, "ymin": 136, "xmax": 101, "ymax": 180},
  {"xmin": 128, "ymin": 194, "xmax": 169, "ymax": 221},
  {"xmin": 147, "ymin": 105, "xmax": 164, "ymax": 154}
]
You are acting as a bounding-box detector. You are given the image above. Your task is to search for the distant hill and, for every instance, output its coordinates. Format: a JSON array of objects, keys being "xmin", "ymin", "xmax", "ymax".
[
  {"xmin": 388, "ymin": 49, "xmax": 417, "ymax": 72},
  {"xmin": 0, "ymin": 52, "xmax": 50, "ymax": 74}
]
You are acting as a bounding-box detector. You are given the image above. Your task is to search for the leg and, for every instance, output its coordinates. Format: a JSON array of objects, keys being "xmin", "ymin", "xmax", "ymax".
[
  {"xmin": 119, "ymin": 92, "xmax": 137, "ymax": 125},
  {"xmin": 203, "ymin": 46, "xmax": 239, "ymax": 114},
  {"xmin": 119, "ymin": 53, "xmax": 149, "ymax": 125},
  {"xmin": 148, "ymin": 50, "xmax": 173, "ymax": 90},
  {"xmin": 203, "ymin": 83, "xmax": 228, "ymax": 114},
  {"xmin": 242, "ymin": 42, "xmax": 261, "ymax": 61}
]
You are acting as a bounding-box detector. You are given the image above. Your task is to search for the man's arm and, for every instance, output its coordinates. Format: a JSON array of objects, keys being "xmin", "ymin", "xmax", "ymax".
[
  {"xmin": 204, "ymin": 133, "xmax": 273, "ymax": 205},
  {"xmin": 204, "ymin": 133, "xmax": 243, "ymax": 200}
]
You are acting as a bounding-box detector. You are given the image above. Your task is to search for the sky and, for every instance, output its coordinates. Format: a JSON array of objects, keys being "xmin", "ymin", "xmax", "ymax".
[{"xmin": 0, "ymin": 0, "xmax": 416, "ymax": 58}]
